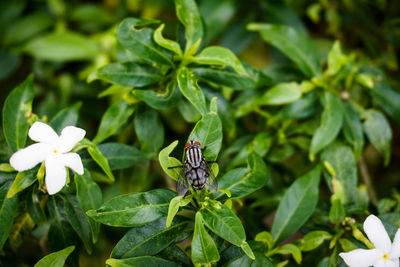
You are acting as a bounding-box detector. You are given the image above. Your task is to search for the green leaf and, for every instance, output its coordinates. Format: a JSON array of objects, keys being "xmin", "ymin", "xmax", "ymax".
[
  {"xmin": 0, "ymin": 181, "xmax": 18, "ymax": 250},
  {"xmin": 217, "ymin": 153, "xmax": 268, "ymax": 199},
  {"xmin": 248, "ymin": 23, "xmax": 321, "ymax": 77},
  {"xmin": 86, "ymin": 141, "xmax": 115, "ymax": 183},
  {"xmin": 63, "ymin": 195, "xmax": 92, "ymax": 254},
  {"xmin": 158, "ymin": 141, "xmax": 182, "ymax": 181},
  {"xmin": 85, "ymin": 143, "xmax": 147, "ymax": 171},
  {"xmin": 329, "ymin": 196, "xmax": 345, "ymax": 224},
  {"xmin": 310, "ymin": 92, "xmax": 343, "ymax": 158},
  {"xmin": 87, "ymin": 189, "xmax": 176, "ymax": 227},
  {"xmin": 75, "ymin": 170, "xmax": 102, "ymax": 243},
  {"xmin": 34, "ymin": 246, "xmax": 75, "ymax": 267},
  {"xmin": 93, "ymin": 100, "xmax": 135, "ymax": 144},
  {"xmin": 260, "ymin": 82, "xmax": 303, "ymax": 105},
  {"xmin": 111, "ymin": 216, "xmax": 188, "ymax": 259},
  {"xmin": 106, "ymin": 256, "xmax": 177, "ymax": 267},
  {"xmin": 2, "ymin": 74, "xmax": 34, "ymax": 152},
  {"xmin": 188, "ymin": 111, "xmax": 223, "ymax": 161},
  {"xmin": 89, "ymin": 62, "xmax": 162, "ymax": 87},
  {"xmin": 166, "ymin": 195, "xmax": 191, "ymax": 227},
  {"xmin": 7, "ymin": 167, "xmax": 38, "ymax": 198},
  {"xmin": 49, "ymin": 102, "xmax": 81, "ymax": 134},
  {"xmin": 271, "ymin": 166, "xmax": 321, "ymax": 245},
  {"xmin": 192, "ymin": 212, "xmax": 220, "ymax": 266},
  {"xmin": 199, "ymin": 204, "xmax": 254, "ymax": 259},
  {"xmin": 26, "ymin": 187, "xmax": 47, "ymax": 225},
  {"xmin": 3, "ymin": 13, "xmax": 52, "ymax": 45},
  {"xmin": 301, "ymin": 231, "xmax": 332, "ymax": 252},
  {"xmin": 277, "ymin": 91, "xmax": 318, "ymax": 120},
  {"xmin": 360, "ymin": 66, "xmax": 400, "ymax": 122},
  {"xmin": 117, "ymin": 18, "xmax": 173, "ymax": 66},
  {"xmin": 134, "ymin": 104, "xmax": 164, "ymax": 152},
  {"xmin": 156, "ymin": 245, "xmax": 192, "ymax": 266},
  {"xmin": 153, "ymin": 24, "xmax": 182, "ymax": 56},
  {"xmin": 275, "ymin": 244, "xmax": 302, "ymax": 264},
  {"xmin": 342, "ymin": 102, "xmax": 364, "ymax": 160},
  {"xmin": 133, "ymin": 81, "xmax": 180, "ymax": 111},
  {"xmin": 327, "ymin": 41, "xmax": 346, "ymax": 75},
  {"xmin": 363, "ymin": 110, "xmax": 392, "ymax": 166},
  {"xmin": 174, "ymin": 0, "xmax": 203, "ymax": 52},
  {"xmin": 194, "ymin": 46, "xmax": 247, "ymax": 75},
  {"xmin": 23, "ymin": 31, "xmax": 99, "ymax": 61},
  {"xmin": 177, "ymin": 67, "xmax": 208, "ymax": 116},
  {"xmin": 321, "ymin": 143, "xmax": 359, "ymax": 205}
]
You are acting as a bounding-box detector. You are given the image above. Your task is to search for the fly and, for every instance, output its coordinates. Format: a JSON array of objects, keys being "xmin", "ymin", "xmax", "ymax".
[{"xmin": 168, "ymin": 140, "xmax": 217, "ymax": 196}]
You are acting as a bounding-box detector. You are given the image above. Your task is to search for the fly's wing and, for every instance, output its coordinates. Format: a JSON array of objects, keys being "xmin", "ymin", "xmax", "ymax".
[
  {"xmin": 176, "ymin": 164, "xmax": 190, "ymax": 196},
  {"xmin": 201, "ymin": 161, "xmax": 218, "ymax": 192}
]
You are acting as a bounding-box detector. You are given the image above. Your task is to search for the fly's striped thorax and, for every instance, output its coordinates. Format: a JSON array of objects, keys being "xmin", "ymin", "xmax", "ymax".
[{"xmin": 186, "ymin": 146, "xmax": 203, "ymax": 167}]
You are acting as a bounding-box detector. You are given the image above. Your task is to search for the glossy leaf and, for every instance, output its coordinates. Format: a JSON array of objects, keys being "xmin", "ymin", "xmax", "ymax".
[
  {"xmin": 342, "ymin": 102, "xmax": 364, "ymax": 159},
  {"xmin": 111, "ymin": 217, "xmax": 188, "ymax": 259},
  {"xmin": 271, "ymin": 166, "xmax": 321, "ymax": 245},
  {"xmin": 248, "ymin": 23, "xmax": 321, "ymax": 77},
  {"xmin": 86, "ymin": 141, "xmax": 115, "ymax": 183},
  {"xmin": 2, "ymin": 74, "xmax": 34, "ymax": 152},
  {"xmin": 321, "ymin": 143, "xmax": 358, "ymax": 205},
  {"xmin": 260, "ymin": 82, "xmax": 303, "ymax": 105},
  {"xmin": 7, "ymin": 167, "xmax": 37, "ymax": 198},
  {"xmin": 192, "ymin": 212, "xmax": 220, "ymax": 266},
  {"xmin": 156, "ymin": 245, "xmax": 192, "ymax": 266},
  {"xmin": 63, "ymin": 195, "xmax": 92, "ymax": 254},
  {"xmin": 153, "ymin": 24, "xmax": 182, "ymax": 56},
  {"xmin": 217, "ymin": 153, "xmax": 268, "ymax": 199},
  {"xmin": 93, "ymin": 100, "xmax": 136, "ymax": 144},
  {"xmin": 0, "ymin": 181, "xmax": 18, "ymax": 250},
  {"xmin": 90, "ymin": 62, "xmax": 162, "ymax": 87},
  {"xmin": 26, "ymin": 187, "xmax": 47, "ymax": 225},
  {"xmin": 177, "ymin": 67, "xmax": 208, "ymax": 116},
  {"xmin": 301, "ymin": 231, "xmax": 332, "ymax": 252},
  {"xmin": 87, "ymin": 189, "xmax": 176, "ymax": 227},
  {"xmin": 199, "ymin": 204, "xmax": 254, "ymax": 259},
  {"xmin": 166, "ymin": 195, "xmax": 191, "ymax": 227},
  {"xmin": 117, "ymin": 18, "xmax": 173, "ymax": 66},
  {"xmin": 158, "ymin": 141, "xmax": 182, "ymax": 181},
  {"xmin": 34, "ymin": 246, "xmax": 75, "ymax": 267},
  {"xmin": 175, "ymin": 0, "xmax": 203, "ymax": 52},
  {"xmin": 23, "ymin": 31, "xmax": 99, "ymax": 61},
  {"xmin": 310, "ymin": 92, "xmax": 343, "ymax": 158},
  {"xmin": 134, "ymin": 104, "xmax": 164, "ymax": 152},
  {"xmin": 107, "ymin": 256, "xmax": 177, "ymax": 267},
  {"xmin": 363, "ymin": 110, "xmax": 392, "ymax": 166},
  {"xmin": 194, "ymin": 46, "xmax": 247, "ymax": 75},
  {"xmin": 75, "ymin": 171, "xmax": 102, "ymax": 243},
  {"xmin": 275, "ymin": 244, "xmax": 302, "ymax": 264},
  {"xmin": 49, "ymin": 102, "xmax": 81, "ymax": 134},
  {"xmin": 188, "ymin": 110, "xmax": 223, "ymax": 161},
  {"xmin": 329, "ymin": 196, "xmax": 345, "ymax": 224},
  {"xmin": 133, "ymin": 81, "xmax": 180, "ymax": 111}
]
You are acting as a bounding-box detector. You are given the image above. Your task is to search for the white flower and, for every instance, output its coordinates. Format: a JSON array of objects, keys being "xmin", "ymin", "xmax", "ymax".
[
  {"xmin": 9, "ymin": 122, "xmax": 86, "ymax": 195},
  {"xmin": 339, "ymin": 215, "xmax": 400, "ymax": 267}
]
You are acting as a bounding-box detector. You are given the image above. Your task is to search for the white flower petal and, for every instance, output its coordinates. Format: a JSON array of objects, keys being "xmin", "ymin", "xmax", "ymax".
[
  {"xmin": 390, "ymin": 228, "xmax": 400, "ymax": 258},
  {"xmin": 59, "ymin": 153, "xmax": 84, "ymax": 175},
  {"xmin": 339, "ymin": 249, "xmax": 381, "ymax": 267},
  {"xmin": 364, "ymin": 215, "xmax": 392, "ymax": 253},
  {"xmin": 374, "ymin": 259, "xmax": 385, "ymax": 267},
  {"xmin": 9, "ymin": 143, "xmax": 52, "ymax": 171},
  {"xmin": 387, "ymin": 258, "xmax": 399, "ymax": 267},
  {"xmin": 58, "ymin": 126, "xmax": 86, "ymax": 153},
  {"xmin": 45, "ymin": 156, "xmax": 67, "ymax": 195},
  {"xmin": 28, "ymin": 122, "xmax": 59, "ymax": 145}
]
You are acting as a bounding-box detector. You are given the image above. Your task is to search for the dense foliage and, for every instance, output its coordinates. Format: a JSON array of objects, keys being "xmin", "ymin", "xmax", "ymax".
[{"xmin": 1, "ymin": 0, "xmax": 400, "ymax": 266}]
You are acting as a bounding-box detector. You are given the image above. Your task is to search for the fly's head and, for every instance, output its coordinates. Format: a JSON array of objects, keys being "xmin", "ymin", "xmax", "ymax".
[{"xmin": 184, "ymin": 140, "xmax": 201, "ymax": 150}]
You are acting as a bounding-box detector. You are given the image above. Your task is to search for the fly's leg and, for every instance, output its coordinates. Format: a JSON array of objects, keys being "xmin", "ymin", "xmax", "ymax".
[{"xmin": 168, "ymin": 165, "xmax": 184, "ymax": 169}]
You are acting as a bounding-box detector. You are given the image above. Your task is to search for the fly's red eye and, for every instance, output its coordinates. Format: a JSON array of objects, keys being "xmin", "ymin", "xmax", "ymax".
[
  {"xmin": 194, "ymin": 141, "xmax": 201, "ymax": 146},
  {"xmin": 184, "ymin": 143, "xmax": 190, "ymax": 148}
]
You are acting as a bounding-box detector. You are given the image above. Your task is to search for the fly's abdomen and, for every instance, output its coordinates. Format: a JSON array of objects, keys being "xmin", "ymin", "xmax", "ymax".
[{"xmin": 188, "ymin": 167, "xmax": 207, "ymax": 190}]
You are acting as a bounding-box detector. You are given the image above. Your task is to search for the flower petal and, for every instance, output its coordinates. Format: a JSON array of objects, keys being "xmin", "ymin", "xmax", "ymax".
[
  {"xmin": 390, "ymin": 228, "xmax": 400, "ymax": 258},
  {"xmin": 339, "ymin": 249, "xmax": 381, "ymax": 267},
  {"xmin": 374, "ymin": 259, "xmax": 385, "ymax": 267},
  {"xmin": 28, "ymin": 122, "xmax": 59, "ymax": 145},
  {"xmin": 387, "ymin": 258, "xmax": 399, "ymax": 267},
  {"xmin": 45, "ymin": 155, "xmax": 67, "ymax": 195},
  {"xmin": 58, "ymin": 126, "xmax": 86, "ymax": 153},
  {"xmin": 9, "ymin": 143, "xmax": 52, "ymax": 171},
  {"xmin": 59, "ymin": 153, "xmax": 84, "ymax": 175},
  {"xmin": 364, "ymin": 215, "xmax": 392, "ymax": 253}
]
